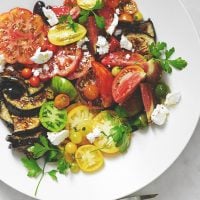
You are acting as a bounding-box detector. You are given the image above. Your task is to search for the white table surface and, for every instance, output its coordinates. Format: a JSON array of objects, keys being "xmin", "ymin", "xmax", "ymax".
[{"xmin": 0, "ymin": 0, "xmax": 200, "ymax": 199}]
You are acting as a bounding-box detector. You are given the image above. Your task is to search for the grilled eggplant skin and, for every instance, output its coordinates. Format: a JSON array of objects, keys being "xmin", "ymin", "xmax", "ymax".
[{"xmin": 3, "ymin": 87, "xmax": 54, "ymax": 117}]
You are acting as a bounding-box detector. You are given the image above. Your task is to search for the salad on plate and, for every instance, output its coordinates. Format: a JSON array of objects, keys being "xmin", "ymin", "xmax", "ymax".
[{"xmin": 0, "ymin": 0, "xmax": 187, "ymax": 195}]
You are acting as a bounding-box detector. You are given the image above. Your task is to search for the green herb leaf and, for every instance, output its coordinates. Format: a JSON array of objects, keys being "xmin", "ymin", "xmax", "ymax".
[
  {"xmin": 48, "ymin": 170, "xmax": 58, "ymax": 181},
  {"xmin": 21, "ymin": 157, "xmax": 42, "ymax": 177},
  {"xmin": 67, "ymin": 15, "xmax": 78, "ymax": 32},
  {"xmin": 94, "ymin": 13, "xmax": 105, "ymax": 29},
  {"xmin": 58, "ymin": 15, "xmax": 68, "ymax": 24},
  {"xmin": 169, "ymin": 57, "xmax": 187, "ymax": 70},
  {"xmin": 119, "ymin": 132, "xmax": 131, "ymax": 153},
  {"xmin": 115, "ymin": 106, "xmax": 129, "ymax": 118},
  {"xmin": 32, "ymin": 143, "xmax": 49, "ymax": 158},
  {"xmin": 79, "ymin": 12, "xmax": 89, "ymax": 24},
  {"xmin": 57, "ymin": 158, "xmax": 70, "ymax": 174},
  {"xmin": 92, "ymin": 0, "xmax": 104, "ymax": 10},
  {"xmin": 149, "ymin": 42, "xmax": 188, "ymax": 73}
]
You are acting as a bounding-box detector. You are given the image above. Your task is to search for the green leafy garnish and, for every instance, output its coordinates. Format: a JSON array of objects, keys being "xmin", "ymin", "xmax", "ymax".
[
  {"xmin": 57, "ymin": 158, "xmax": 70, "ymax": 174},
  {"xmin": 78, "ymin": 0, "xmax": 105, "ymax": 29},
  {"xmin": 21, "ymin": 157, "xmax": 42, "ymax": 177},
  {"xmin": 149, "ymin": 42, "xmax": 187, "ymax": 73},
  {"xmin": 59, "ymin": 15, "xmax": 78, "ymax": 32},
  {"xmin": 48, "ymin": 170, "xmax": 58, "ymax": 181},
  {"xmin": 114, "ymin": 106, "xmax": 129, "ymax": 118},
  {"xmin": 111, "ymin": 124, "xmax": 132, "ymax": 153}
]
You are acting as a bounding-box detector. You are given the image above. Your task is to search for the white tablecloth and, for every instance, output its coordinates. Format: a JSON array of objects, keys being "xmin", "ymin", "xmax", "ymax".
[{"xmin": 0, "ymin": 0, "xmax": 200, "ymax": 199}]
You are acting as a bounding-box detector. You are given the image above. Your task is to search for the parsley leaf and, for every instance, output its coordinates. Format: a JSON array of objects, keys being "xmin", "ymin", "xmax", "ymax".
[
  {"xmin": 93, "ymin": 13, "xmax": 105, "ymax": 29},
  {"xmin": 149, "ymin": 42, "xmax": 188, "ymax": 73},
  {"xmin": 78, "ymin": 11, "xmax": 90, "ymax": 24},
  {"xmin": 57, "ymin": 158, "xmax": 70, "ymax": 174},
  {"xmin": 58, "ymin": 15, "xmax": 78, "ymax": 32},
  {"xmin": 21, "ymin": 157, "xmax": 42, "ymax": 177},
  {"xmin": 92, "ymin": 0, "xmax": 104, "ymax": 10},
  {"xmin": 48, "ymin": 170, "xmax": 58, "ymax": 181},
  {"xmin": 115, "ymin": 106, "xmax": 129, "ymax": 118}
]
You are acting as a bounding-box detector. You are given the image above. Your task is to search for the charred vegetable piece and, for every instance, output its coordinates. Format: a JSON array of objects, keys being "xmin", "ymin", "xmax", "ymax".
[
  {"xmin": 39, "ymin": 101, "xmax": 67, "ymax": 132},
  {"xmin": 3, "ymin": 87, "xmax": 54, "ymax": 117},
  {"xmin": 0, "ymin": 102, "xmax": 13, "ymax": 130},
  {"xmin": 126, "ymin": 33, "xmax": 155, "ymax": 56}
]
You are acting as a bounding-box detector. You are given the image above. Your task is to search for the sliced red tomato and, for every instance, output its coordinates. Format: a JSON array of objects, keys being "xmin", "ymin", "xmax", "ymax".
[
  {"xmin": 140, "ymin": 83, "xmax": 155, "ymax": 122},
  {"xmin": 64, "ymin": 0, "xmax": 77, "ymax": 6},
  {"xmin": 92, "ymin": 61, "xmax": 114, "ymax": 108},
  {"xmin": 39, "ymin": 45, "xmax": 82, "ymax": 81},
  {"xmin": 0, "ymin": 8, "xmax": 47, "ymax": 64},
  {"xmin": 67, "ymin": 51, "xmax": 95, "ymax": 80},
  {"xmin": 87, "ymin": 16, "xmax": 99, "ymax": 55},
  {"xmin": 109, "ymin": 36, "xmax": 120, "ymax": 53},
  {"xmin": 104, "ymin": 0, "xmax": 120, "ymax": 8},
  {"xmin": 98, "ymin": 7, "xmax": 115, "ymax": 30},
  {"xmin": 51, "ymin": 6, "xmax": 71, "ymax": 17},
  {"xmin": 112, "ymin": 65, "xmax": 146, "ymax": 104},
  {"xmin": 101, "ymin": 51, "xmax": 146, "ymax": 67}
]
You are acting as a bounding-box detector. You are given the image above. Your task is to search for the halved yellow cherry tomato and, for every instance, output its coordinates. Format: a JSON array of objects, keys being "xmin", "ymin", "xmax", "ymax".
[
  {"xmin": 77, "ymin": 0, "xmax": 101, "ymax": 10},
  {"xmin": 75, "ymin": 145, "xmax": 104, "ymax": 172},
  {"xmin": 93, "ymin": 111, "xmax": 120, "ymax": 154},
  {"xmin": 48, "ymin": 23, "xmax": 87, "ymax": 46}
]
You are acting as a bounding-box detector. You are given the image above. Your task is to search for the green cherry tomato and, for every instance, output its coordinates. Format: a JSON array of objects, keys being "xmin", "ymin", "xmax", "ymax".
[{"xmin": 111, "ymin": 66, "xmax": 121, "ymax": 76}]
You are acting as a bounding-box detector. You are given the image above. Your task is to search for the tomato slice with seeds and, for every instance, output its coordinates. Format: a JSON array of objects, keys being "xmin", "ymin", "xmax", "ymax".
[
  {"xmin": 112, "ymin": 65, "xmax": 146, "ymax": 104},
  {"xmin": 39, "ymin": 45, "xmax": 83, "ymax": 81},
  {"xmin": 0, "ymin": 8, "xmax": 47, "ymax": 64},
  {"xmin": 67, "ymin": 51, "xmax": 95, "ymax": 80},
  {"xmin": 101, "ymin": 51, "xmax": 146, "ymax": 67},
  {"xmin": 39, "ymin": 101, "xmax": 67, "ymax": 132}
]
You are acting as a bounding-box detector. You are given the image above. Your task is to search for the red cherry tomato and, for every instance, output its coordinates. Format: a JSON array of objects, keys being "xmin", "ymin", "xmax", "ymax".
[
  {"xmin": 21, "ymin": 68, "xmax": 32, "ymax": 79},
  {"xmin": 51, "ymin": 6, "xmax": 71, "ymax": 17},
  {"xmin": 29, "ymin": 76, "xmax": 41, "ymax": 87}
]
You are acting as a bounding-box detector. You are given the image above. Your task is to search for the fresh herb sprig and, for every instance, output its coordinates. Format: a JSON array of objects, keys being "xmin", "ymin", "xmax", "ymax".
[
  {"xmin": 78, "ymin": 0, "xmax": 105, "ymax": 29},
  {"xmin": 149, "ymin": 42, "xmax": 187, "ymax": 73},
  {"xmin": 59, "ymin": 15, "xmax": 78, "ymax": 32},
  {"xmin": 21, "ymin": 136, "xmax": 70, "ymax": 196}
]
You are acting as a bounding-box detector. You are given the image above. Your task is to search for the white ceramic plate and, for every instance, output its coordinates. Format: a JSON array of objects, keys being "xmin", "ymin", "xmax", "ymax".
[{"xmin": 0, "ymin": 0, "xmax": 200, "ymax": 199}]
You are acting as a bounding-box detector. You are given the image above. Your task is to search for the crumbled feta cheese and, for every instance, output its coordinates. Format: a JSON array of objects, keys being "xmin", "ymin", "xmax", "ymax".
[
  {"xmin": 47, "ymin": 130, "xmax": 69, "ymax": 146},
  {"xmin": 32, "ymin": 68, "xmax": 43, "ymax": 77},
  {"xmin": 77, "ymin": 37, "xmax": 89, "ymax": 48},
  {"xmin": 115, "ymin": 8, "xmax": 120, "ymax": 15},
  {"xmin": 86, "ymin": 128, "xmax": 101, "ymax": 144},
  {"xmin": 125, "ymin": 54, "xmax": 131, "ymax": 60},
  {"xmin": 0, "ymin": 54, "xmax": 6, "ymax": 73},
  {"xmin": 30, "ymin": 47, "xmax": 53, "ymax": 64},
  {"xmin": 114, "ymin": 29, "xmax": 122, "ymax": 36},
  {"xmin": 165, "ymin": 92, "xmax": 181, "ymax": 106},
  {"xmin": 151, "ymin": 104, "xmax": 169, "ymax": 126},
  {"xmin": 42, "ymin": 7, "xmax": 59, "ymax": 26},
  {"xmin": 120, "ymin": 35, "xmax": 133, "ymax": 51},
  {"xmin": 6, "ymin": 66, "xmax": 14, "ymax": 71},
  {"xmin": 43, "ymin": 64, "xmax": 50, "ymax": 72},
  {"xmin": 96, "ymin": 36, "xmax": 110, "ymax": 55},
  {"xmin": 106, "ymin": 14, "xmax": 119, "ymax": 35},
  {"xmin": 82, "ymin": 45, "xmax": 88, "ymax": 50}
]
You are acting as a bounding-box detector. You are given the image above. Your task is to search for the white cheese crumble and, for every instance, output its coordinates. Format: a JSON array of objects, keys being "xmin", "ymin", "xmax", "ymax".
[
  {"xmin": 114, "ymin": 29, "xmax": 122, "ymax": 36},
  {"xmin": 151, "ymin": 104, "xmax": 169, "ymax": 126},
  {"xmin": 125, "ymin": 54, "xmax": 131, "ymax": 60},
  {"xmin": 165, "ymin": 92, "xmax": 181, "ymax": 106},
  {"xmin": 43, "ymin": 64, "xmax": 50, "ymax": 72},
  {"xmin": 30, "ymin": 47, "xmax": 53, "ymax": 64},
  {"xmin": 32, "ymin": 68, "xmax": 43, "ymax": 77},
  {"xmin": 47, "ymin": 130, "xmax": 69, "ymax": 146},
  {"xmin": 77, "ymin": 37, "xmax": 89, "ymax": 48},
  {"xmin": 120, "ymin": 35, "xmax": 133, "ymax": 51},
  {"xmin": 115, "ymin": 8, "xmax": 120, "ymax": 15},
  {"xmin": 6, "ymin": 66, "xmax": 14, "ymax": 71},
  {"xmin": 42, "ymin": 7, "xmax": 59, "ymax": 26},
  {"xmin": 0, "ymin": 54, "xmax": 6, "ymax": 73},
  {"xmin": 86, "ymin": 128, "xmax": 101, "ymax": 144},
  {"xmin": 96, "ymin": 36, "xmax": 109, "ymax": 55},
  {"xmin": 106, "ymin": 14, "xmax": 119, "ymax": 35}
]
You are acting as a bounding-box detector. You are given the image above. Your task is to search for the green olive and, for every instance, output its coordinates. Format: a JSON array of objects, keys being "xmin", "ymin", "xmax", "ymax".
[{"xmin": 155, "ymin": 82, "xmax": 170, "ymax": 99}]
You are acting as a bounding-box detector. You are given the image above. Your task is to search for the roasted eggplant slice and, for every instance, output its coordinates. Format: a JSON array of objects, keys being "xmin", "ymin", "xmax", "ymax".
[
  {"xmin": 11, "ymin": 115, "xmax": 41, "ymax": 135},
  {"xmin": 0, "ymin": 101, "xmax": 13, "ymax": 130},
  {"xmin": 3, "ymin": 87, "xmax": 54, "ymax": 117},
  {"xmin": 6, "ymin": 131, "xmax": 43, "ymax": 148},
  {"xmin": 126, "ymin": 33, "xmax": 155, "ymax": 56}
]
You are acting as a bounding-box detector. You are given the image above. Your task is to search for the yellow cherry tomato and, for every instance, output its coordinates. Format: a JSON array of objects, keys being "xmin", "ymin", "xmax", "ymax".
[
  {"xmin": 134, "ymin": 11, "xmax": 143, "ymax": 21},
  {"xmin": 65, "ymin": 142, "xmax": 78, "ymax": 154},
  {"xmin": 69, "ymin": 130, "xmax": 83, "ymax": 144},
  {"xmin": 77, "ymin": 0, "xmax": 101, "ymax": 10},
  {"xmin": 48, "ymin": 23, "xmax": 87, "ymax": 46},
  {"xmin": 75, "ymin": 145, "xmax": 104, "ymax": 172},
  {"xmin": 93, "ymin": 111, "xmax": 120, "ymax": 154}
]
